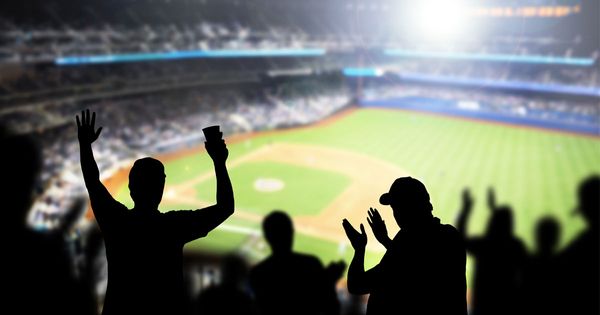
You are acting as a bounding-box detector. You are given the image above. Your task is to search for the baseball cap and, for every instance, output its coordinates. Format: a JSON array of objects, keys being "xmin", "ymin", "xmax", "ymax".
[{"xmin": 379, "ymin": 177, "xmax": 433, "ymax": 211}]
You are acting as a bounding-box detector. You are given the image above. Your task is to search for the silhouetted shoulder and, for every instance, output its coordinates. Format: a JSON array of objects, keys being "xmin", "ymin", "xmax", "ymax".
[
  {"xmin": 160, "ymin": 210, "xmax": 211, "ymax": 240},
  {"xmin": 250, "ymin": 252, "xmax": 324, "ymax": 284},
  {"xmin": 94, "ymin": 201, "xmax": 128, "ymax": 231},
  {"xmin": 439, "ymin": 224, "xmax": 463, "ymax": 243},
  {"xmin": 432, "ymin": 224, "xmax": 465, "ymax": 265},
  {"xmin": 295, "ymin": 252, "xmax": 324, "ymax": 268},
  {"xmin": 252, "ymin": 252, "xmax": 322, "ymax": 272},
  {"xmin": 248, "ymin": 256, "xmax": 276, "ymax": 281}
]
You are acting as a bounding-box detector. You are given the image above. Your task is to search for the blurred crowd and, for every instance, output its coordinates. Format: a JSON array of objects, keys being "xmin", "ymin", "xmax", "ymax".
[
  {"xmin": 362, "ymin": 83, "xmax": 599, "ymax": 126},
  {"xmin": 379, "ymin": 60, "xmax": 600, "ymax": 88},
  {"xmin": 2, "ymin": 14, "xmax": 597, "ymax": 65},
  {"xmin": 0, "ymin": 18, "xmax": 312, "ymax": 63}
]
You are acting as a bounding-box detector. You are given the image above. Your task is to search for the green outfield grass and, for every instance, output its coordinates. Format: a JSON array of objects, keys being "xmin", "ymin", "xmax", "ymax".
[
  {"xmin": 274, "ymin": 110, "xmax": 599, "ymax": 244},
  {"xmin": 112, "ymin": 108, "xmax": 600, "ymax": 278},
  {"xmin": 195, "ymin": 161, "xmax": 351, "ymax": 216}
]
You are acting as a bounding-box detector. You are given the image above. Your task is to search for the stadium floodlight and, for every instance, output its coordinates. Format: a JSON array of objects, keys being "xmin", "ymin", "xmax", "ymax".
[{"xmin": 410, "ymin": 0, "xmax": 471, "ymax": 42}]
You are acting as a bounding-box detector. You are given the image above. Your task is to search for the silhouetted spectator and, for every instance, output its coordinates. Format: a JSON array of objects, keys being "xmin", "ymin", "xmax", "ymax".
[
  {"xmin": 249, "ymin": 210, "xmax": 345, "ymax": 315},
  {"xmin": 522, "ymin": 216, "xmax": 561, "ymax": 314},
  {"xmin": 48, "ymin": 196, "xmax": 101, "ymax": 315},
  {"xmin": 2, "ymin": 129, "xmax": 87, "ymax": 315},
  {"xmin": 556, "ymin": 175, "xmax": 599, "ymax": 315},
  {"xmin": 456, "ymin": 188, "xmax": 527, "ymax": 315},
  {"xmin": 77, "ymin": 110, "xmax": 234, "ymax": 315},
  {"xmin": 80, "ymin": 214, "xmax": 107, "ymax": 315},
  {"xmin": 343, "ymin": 177, "xmax": 466, "ymax": 315},
  {"xmin": 196, "ymin": 254, "xmax": 257, "ymax": 315}
]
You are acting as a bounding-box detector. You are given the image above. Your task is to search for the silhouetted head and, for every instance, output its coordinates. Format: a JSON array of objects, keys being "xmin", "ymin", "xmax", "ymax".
[
  {"xmin": 0, "ymin": 132, "xmax": 42, "ymax": 226},
  {"xmin": 535, "ymin": 216, "xmax": 560, "ymax": 256},
  {"xmin": 262, "ymin": 210, "xmax": 293, "ymax": 255},
  {"xmin": 379, "ymin": 177, "xmax": 433, "ymax": 229},
  {"xmin": 576, "ymin": 175, "xmax": 599, "ymax": 231},
  {"xmin": 487, "ymin": 206, "xmax": 514, "ymax": 239},
  {"xmin": 129, "ymin": 157, "xmax": 165, "ymax": 210},
  {"xmin": 220, "ymin": 254, "xmax": 249, "ymax": 287}
]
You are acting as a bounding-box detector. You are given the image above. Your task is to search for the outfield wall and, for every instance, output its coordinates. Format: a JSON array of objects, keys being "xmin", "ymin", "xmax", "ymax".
[{"xmin": 360, "ymin": 97, "xmax": 599, "ymax": 136}]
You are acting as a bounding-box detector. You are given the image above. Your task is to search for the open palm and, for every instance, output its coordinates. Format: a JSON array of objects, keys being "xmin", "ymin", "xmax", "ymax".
[
  {"xmin": 367, "ymin": 207, "xmax": 391, "ymax": 248},
  {"xmin": 76, "ymin": 109, "xmax": 102, "ymax": 144},
  {"xmin": 343, "ymin": 219, "xmax": 367, "ymax": 250}
]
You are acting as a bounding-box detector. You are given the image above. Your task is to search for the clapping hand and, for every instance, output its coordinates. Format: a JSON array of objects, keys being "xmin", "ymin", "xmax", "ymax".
[
  {"xmin": 342, "ymin": 219, "xmax": 367, "ymax": 250},
  {"xmin": 367, "ymin": 207, "xmax": 392, "ymax": 249}
]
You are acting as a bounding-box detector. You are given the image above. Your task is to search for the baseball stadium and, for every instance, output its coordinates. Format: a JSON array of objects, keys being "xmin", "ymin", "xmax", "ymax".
[
  {"xmin": 107, "ymin": 105, "xmax": 598, "ymax": 268},
  {"xmin": 2, "ymin": 0, "xmax": 598, "ymax": 314}
]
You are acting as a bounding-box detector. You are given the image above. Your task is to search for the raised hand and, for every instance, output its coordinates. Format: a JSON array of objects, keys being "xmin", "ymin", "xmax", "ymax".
[
  {"xmin": 367, "ymin": 207, "xmax": 392, "ymax": 249},
  {"xmin": 342, "ymin": 219, "xmax": 367, "ymax": 250},
  {"xmin": 461, "ymin": 188, "xmax": 474, "ymax": 214},
  {"xmin": 487, "ymin": 187, "xmax": 497, "ymax": 211},
  {"xmin": 205, "ymin": 139, "xmax": 229, "ymax": 163},
  {"xmin": 457, "ymin": 188, "xmax": 474, "ymax": 235},
  {"xmin": 76, "ymin": 109, "xmax": 102, "ymax": 145}
]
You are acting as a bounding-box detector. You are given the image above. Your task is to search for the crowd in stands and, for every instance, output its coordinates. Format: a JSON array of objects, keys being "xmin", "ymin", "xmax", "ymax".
[
  {"xmin": 1, "ymin": 60, "xmax": 596, "ymax": 111},
  {"xmin": 0, "ymin": 61, "xmax": 267, "ymax": 103},
  {"xmin": 376, "ymin": 59, "xmax": 600, "ymax": 88},
  {"xmin": 1, "ymin": 59, "xmax": 596, "ymax": 115},
  {"xmin": 1, "ymin": 9, "xmax": 598, "ymax": 102},
  {"xmin": 2, "ymin": 14, "xmax": 597, "ymax": 64},
  {"xmin": 0, "ymin": 18, "xmax": 312, "ymax": 63},
  {"xmin": 362, "ymin": 83, "xmax": 599, "ymax": 126}
]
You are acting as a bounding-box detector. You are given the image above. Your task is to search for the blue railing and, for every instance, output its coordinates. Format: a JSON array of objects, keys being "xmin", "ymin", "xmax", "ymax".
[
  {"xmin": 55, "ymin": 48, "xmax": 327, "ymax": 65},
  {"xmin": 384, "ymin": 49, "xmax": 596, "ymax": 66},
  {"xmin": 343, "ymin": 68, "xmax": 384, "ymax": 77},
  {"xmin": 56, "ymin": 48, "xmax": 596, "ymax": 67}
]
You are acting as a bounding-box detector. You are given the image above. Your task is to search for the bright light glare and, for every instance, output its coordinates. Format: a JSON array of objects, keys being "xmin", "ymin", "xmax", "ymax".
[
  {"xmin": 166, "ymin": 189, "xmax": 176, "ymax": 198},
  {"xmin": 413, "ymin": 0, "xmax": 469, "ymax": 41}
]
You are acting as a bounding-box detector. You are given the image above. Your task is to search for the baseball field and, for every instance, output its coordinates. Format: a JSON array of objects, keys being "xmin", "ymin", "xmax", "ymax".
[{"xmin": 108, "ymin": 107, "xmax": 600, "ymax": 282}]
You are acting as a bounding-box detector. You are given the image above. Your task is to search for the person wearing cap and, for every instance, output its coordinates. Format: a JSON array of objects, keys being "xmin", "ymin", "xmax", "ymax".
[
  {"xmin": 342, "ymin": 177, "xmax": 467, "ymax": 315},
  {"xmin": 76, "ymin": 110, "xmax": 234, "ymax": 315}
]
